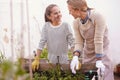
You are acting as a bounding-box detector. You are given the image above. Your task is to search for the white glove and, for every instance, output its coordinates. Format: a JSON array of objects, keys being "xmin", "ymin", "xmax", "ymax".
[
  {"xmin": 96, "ymin": 60, "xmax": 105, "ymax": 76},
  {"xmin": 70, "ymin": 56, "xmax": 81, "ymax": 74}
]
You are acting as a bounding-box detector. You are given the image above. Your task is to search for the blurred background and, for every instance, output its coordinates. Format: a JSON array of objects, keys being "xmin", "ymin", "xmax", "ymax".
[{"xmin": 0, "ymin": 0, "xmax": 120, "ymax": 70}]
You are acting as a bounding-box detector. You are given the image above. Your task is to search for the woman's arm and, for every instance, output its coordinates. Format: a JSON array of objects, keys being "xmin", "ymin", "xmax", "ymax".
[
  {"xmin": 94, "ymin": 12, "xmax": 107, "ymax": 58},
  {"xmin": 73, "ymin": 18, "xmax": 84, "ymax": 52}
]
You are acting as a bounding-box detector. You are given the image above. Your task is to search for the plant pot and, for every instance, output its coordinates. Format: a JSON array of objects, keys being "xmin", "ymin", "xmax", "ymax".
[{"xmin": 116, "ymin": 64, "xmax": 120, "ymax": 76}]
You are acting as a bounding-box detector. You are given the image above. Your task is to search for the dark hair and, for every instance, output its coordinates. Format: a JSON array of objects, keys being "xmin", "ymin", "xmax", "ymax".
[{"xmin": 44, "ymin": 4, "xmax": 58, "ymax": 22}]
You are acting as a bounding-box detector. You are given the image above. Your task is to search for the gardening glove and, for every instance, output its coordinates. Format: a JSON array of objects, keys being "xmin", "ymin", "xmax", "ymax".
[
  {"xmin": 96, "ymin": 60, "xmax": 105, "ymax": 76},
  {"xmin": 32, "ymin": 56, "xmax": 40, "ymax": 71},
  {"xmin": 70, "ymin": 56, "xmax": 81, "ymax": 74}
]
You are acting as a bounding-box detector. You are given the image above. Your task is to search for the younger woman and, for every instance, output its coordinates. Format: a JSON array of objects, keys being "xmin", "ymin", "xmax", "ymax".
[{"xmin": 32, "ymin": 4, "xmax": 74, "ymax": 71}]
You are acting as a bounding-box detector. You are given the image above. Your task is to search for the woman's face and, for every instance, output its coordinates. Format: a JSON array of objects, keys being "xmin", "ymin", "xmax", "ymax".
[
  {"xmin": 67, "ymin": 5, "xmax": 80, "ymax": 19},
  {"xmin": 67, "ymin": 4, "xmax": 87, "ymax": 19},
  {"xmin": 48, "ymin": 6, "xmax": 62, "ymax": 24}
]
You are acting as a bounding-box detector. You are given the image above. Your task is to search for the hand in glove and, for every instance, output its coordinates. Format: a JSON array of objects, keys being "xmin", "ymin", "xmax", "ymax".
[
  {"xmin": 70, "ymin": 56, "xmax": 81, "ymax": 74},
  {"xmin": 32, "ymin": 56, "xmax": 40, "ymax": 71},
  {"xmin": 96, "ymin": 60, "xmax": 105, "ymax": 76}
]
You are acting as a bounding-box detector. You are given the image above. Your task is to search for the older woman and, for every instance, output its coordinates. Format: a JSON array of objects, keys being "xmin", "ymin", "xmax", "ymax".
[{"xmin": 67, "ymin": 0, "xmax": 114, "ymax": 80}]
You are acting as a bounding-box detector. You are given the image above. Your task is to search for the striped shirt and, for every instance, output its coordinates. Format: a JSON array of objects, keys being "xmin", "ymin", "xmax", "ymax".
[{"xmin": 38, "ymin": 22, "xmax": 74, "ymax": 64}]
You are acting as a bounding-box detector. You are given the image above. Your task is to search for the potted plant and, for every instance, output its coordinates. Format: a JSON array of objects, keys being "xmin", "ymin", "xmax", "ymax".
[{"xmin": 116, "ymin": 63, "xmax": 120, "ymax": 76}]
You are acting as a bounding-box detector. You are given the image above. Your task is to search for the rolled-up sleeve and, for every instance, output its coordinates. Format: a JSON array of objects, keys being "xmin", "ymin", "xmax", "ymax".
[{"xmin": 94, "ymin": 12, "xmax": 107, "ymax": 54}]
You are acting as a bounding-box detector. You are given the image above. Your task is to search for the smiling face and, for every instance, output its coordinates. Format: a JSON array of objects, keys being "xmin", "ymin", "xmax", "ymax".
[
  {"xmin": 48, "ymin": 6, "xmax": 62, "ymax": 25},
  {"xmin": 67, "ymin": 4, "xmax": 88, "ymax": 20},
  {"xmin": 67, "ymin": 5, "xmax": 80, "ymax": 19},
  {"xmin": 67, "ymin": 0, "xmax": 88, "ymax": 19},
  {"xmin": 45, "ymin": 4, "xmax": 62, "ymax": 26}
]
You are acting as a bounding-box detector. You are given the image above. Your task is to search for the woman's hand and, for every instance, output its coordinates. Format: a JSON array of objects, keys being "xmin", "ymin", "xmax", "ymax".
[{"xmin": 70, "ymin": 56, "xmax": 81, "ymax": 74}]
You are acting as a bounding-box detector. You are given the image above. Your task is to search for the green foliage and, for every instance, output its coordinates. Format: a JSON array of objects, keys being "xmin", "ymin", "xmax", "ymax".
[
  {"xmin": 0, "ymin": 50, "xmax": 6, "ymax": 63},
  {"xmin": 0, "ymin": 57, "xmax": 30, "ymax": 80},
  {"xmin": 40, "ymin": 48, "xmax": 73, "ymax": 59},
  {"xmin": 68, "ymin": 50, "xmax": 73, "ymax": 59},
  {"xmin": 33, "ymin": 62, "xmax": 85, "ymax": 80},
  {"xmin": 40, "ymin": 48, "xmax": 48, "ymax": 59},
  {"xmin": 15, "ymin": 58, "xmax": 28, "ymax": 76}
]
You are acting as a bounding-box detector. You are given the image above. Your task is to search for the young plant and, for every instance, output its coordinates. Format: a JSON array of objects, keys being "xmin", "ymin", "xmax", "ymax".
[{"xmin": 0, "ymin": 57, "xmax": 30, "ymax": 80}]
